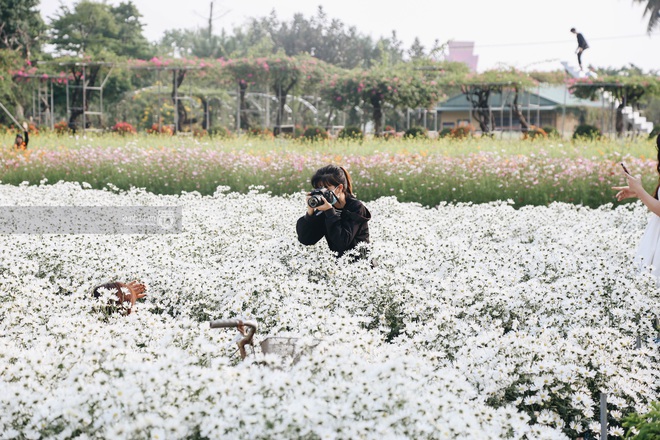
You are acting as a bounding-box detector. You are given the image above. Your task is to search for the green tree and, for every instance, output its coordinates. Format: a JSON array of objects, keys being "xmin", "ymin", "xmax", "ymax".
[
  {"xmin": 159, "ymin": 28, "xmax": 230, "ymax": 59},
  {"xmin": 459, "ymin": 69, "xmax": 536, "ymax": 134},
  {"xmin": 49, "ymin": 1, "xmax": 118, "ymax": 56},
  {"xmin": 0, "ymin": 0, "xmax": 44, "ymax": 59},
  {"xmin": 220, "ymin": 57, "xmax": 271, "ymax": 130},
  {"xmin": 323, "ymin": 64, "xmax": 443, "ymax": 135},
  {"xmin": 109, "ymin": 1, "xmax": 151, "ymax": 59},
  {"xmin": 49, "ymin": 0, "xmax": 149, "ymax": 58},
  {"xmin": 632, "ymin": 0, "xmax": 660, "ymax": 33},
  {"xmin": 407, "ymin": 37, "xmax": 426, "ymax": 61},
  {"xmin": 0, "ymin": 49, "xmax": 25, "ymax": 124},
  {"xmin": 372, "ymin": 31, "xmax": 405, "ymax": 67},
  {"xmin": 266, "ymin": 54, "xmax": 331, "ymax": 129},
  {"xmin": 157, "ymin": 7, "xmax": 412, "ymax": 68},
  {"xmin": 47, "ymin": 1, "xmax": 151, "ymax": 128},
  {"xmin": 229, "ymin": 8, "xmax": 398, "ymax": 69}
]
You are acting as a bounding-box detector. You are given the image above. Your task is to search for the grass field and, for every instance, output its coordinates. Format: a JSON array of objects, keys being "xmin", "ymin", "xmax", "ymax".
[{"xmin": 1, "ymin": 132, "xmax": 657, "ymax": 207}]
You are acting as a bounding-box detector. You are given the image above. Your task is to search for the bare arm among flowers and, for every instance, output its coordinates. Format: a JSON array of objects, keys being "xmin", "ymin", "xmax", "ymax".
[
  {"xmin": 92, "ymin": 281, "xmax": 147, "ymax": 315},
  {"xmin": 613, "ymin": 171, "xmax": 660, "ymax": 217},
  {"xmin": 124, "ymin": 281, "xmax": 147, "ymax": 303}
]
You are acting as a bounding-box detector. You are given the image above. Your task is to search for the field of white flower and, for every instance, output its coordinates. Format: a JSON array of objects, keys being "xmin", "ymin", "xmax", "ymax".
[{"xmin": 0, "ymin": 181, "xmax": 658, "ymax": 439}]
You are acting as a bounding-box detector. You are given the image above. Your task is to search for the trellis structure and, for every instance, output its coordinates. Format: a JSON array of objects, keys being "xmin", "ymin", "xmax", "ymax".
[
  {"xmin": 13, "ymin": 61, "xmax": 640, "ymax": 138},
  {"xmin": 40, "ymin": 61, "xmax": 116, "ymax": 133},
  {"xmin": 10, "ymin": 73, "xmax": 58, "ymax": 130}
]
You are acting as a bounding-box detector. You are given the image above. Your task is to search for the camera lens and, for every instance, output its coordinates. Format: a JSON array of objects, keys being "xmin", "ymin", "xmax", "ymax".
[{"xmin": 308, "ymin": 195, "xmax": 322, "ymax": 208}]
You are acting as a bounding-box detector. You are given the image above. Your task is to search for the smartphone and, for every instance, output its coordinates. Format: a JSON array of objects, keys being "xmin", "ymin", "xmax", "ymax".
[{"xmin": 621, "ymin": 163, "xmax": 630, "ymax": 175}]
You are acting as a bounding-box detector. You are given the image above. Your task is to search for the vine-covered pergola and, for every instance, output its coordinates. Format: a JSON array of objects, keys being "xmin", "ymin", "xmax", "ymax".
[{"xmin": 4, "ymin": 57, "xmax": 657, "ymax": 137}]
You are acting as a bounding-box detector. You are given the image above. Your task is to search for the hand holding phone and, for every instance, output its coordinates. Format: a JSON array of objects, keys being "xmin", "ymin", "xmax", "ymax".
[{"xmin": 621, "ymin": 163, "xmax": 630, "ymax": 175}]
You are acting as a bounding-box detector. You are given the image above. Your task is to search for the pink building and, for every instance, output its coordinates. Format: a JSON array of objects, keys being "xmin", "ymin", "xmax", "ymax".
[{"xmin": 447, "ymin": 41, "xmax": 478, "ymax": 72}]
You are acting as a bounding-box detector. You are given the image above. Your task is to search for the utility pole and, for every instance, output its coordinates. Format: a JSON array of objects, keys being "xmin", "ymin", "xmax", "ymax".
[{"xmin": 208, "ymin": 1, "xmax": 213, "ymax": 37}]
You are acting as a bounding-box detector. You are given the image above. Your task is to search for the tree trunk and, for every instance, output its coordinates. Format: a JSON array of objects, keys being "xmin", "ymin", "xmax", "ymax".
[
  {"xmin": 324, "ymin": 108, "xmax": 335, "ymax": 127},
  {"xmin": 14, "ymin": 103, "xmax": 24, "ymax": 121},
  {"xmin": 511, "ymin": 87, "xmax": 530, "ymax": 133},
  {"xmin": 462, "ymin": 85, "xmax": 493, "ymax": 134},
  {"xmin": 615, "ymin": 103, "xmax": 625, "ymax": 136},
  {"xmin": 68, "ymin": 66, "xmax": 100, "ymax": 130},
  {"xmin": 615, "ymin": 93, "xmax": 627, "ymax": 137},
  {"xmin": 372, "ymin": 102, "xmax": 383, "ymax": 136},
  {"xmin": 238, "ymin": 81, "xmax": 250, "ymax": 130},
  {"xmin": 199, "ymin": 96, "xmax": 209, "ymax": 130},
  {"xmin": 171, "ymin": 69, "xmax": 197, "ymax": 132},
  {"xmin": 274, "ymin": 80, "xmax": 296, "ymax": 131}
]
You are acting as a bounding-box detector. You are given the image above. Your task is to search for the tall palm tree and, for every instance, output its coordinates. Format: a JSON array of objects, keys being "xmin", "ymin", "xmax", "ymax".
[{"xmin": 633, "ymin": 0, "xmax": 660, "ymax": 33}]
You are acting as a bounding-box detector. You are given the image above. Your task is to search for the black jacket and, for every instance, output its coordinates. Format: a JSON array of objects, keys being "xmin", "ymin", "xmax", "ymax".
[
  {"xmin": 296, "ymin": 196, "xmax": 371, "ymax": 257},
  {"xmin": 577, "ymin": 33, "xmax": 589, "ymax": 49}
]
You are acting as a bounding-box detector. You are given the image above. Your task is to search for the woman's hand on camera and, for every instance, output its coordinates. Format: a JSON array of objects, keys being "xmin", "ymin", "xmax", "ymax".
[
  {"xmin": 305, "ymin": 193, "xmax": 315, "ymax": 216},
  {"xmin": 305, "ymin": 193, "xmax": 332, "ymax": 215},
  {"xmin": 315, "ymin": 196, "xmax": 334, "ymax": 212}
]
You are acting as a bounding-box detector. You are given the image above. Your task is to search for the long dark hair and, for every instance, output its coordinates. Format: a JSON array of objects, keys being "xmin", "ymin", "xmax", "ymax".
[
  {"xmin": 311, "ymin": 165, "xmax": 354, "ymax": 196},
  {"xmin": 92, "ymin": 282, "xmax": 130, "ymax": 315}
]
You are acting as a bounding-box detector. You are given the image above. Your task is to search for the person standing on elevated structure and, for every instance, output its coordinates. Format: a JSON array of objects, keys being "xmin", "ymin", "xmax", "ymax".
[{"xmin": 570, "ymin": 28, "xmax": 589, "ymax": 71}]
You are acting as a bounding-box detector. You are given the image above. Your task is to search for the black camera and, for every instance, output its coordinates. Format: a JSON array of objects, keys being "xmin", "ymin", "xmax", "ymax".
[{"xmin": 307, "ymin": 188, "xmax": 337, "ymax": 208}]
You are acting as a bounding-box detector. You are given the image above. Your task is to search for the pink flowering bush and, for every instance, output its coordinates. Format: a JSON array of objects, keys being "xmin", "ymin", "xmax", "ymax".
[{"xmin": 111, "ymin": 122, "xmax": 137, "ymax": 135}]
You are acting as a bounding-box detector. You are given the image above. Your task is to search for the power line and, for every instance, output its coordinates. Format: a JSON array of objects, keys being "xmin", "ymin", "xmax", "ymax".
[{"xmin": 447, "ymin": 34, "xmax": 656, "ymax": 50}]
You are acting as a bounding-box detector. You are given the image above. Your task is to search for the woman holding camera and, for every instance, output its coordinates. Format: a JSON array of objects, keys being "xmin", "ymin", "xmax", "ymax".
[{"xmin": 296, "ymin": 165, "xmax": 371, "ymax": 258}]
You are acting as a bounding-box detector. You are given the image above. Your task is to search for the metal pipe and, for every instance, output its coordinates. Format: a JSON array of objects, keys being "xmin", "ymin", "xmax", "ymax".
[
  {"xmin": 66, "ymin": 78, "xmax": 70, "ymax": 127},
  {"xmin": 210, "ymin": 319, "xmax": 258, "ymax": 360},
  {"xmin": 0, "ymin": 100, "xmax": 22, "ymax": 128},
  {"xmin": 562, "ymin": 85, "xmax": 567, "ymax": 138},
  {"xmin": 236, "ymin": 83, "xmax": 240, "ymax": 134},
  {"xmin": 537, "ymin": 84, "xmax": 540, "ymax": 127},
  {"xmin": 173, "ymin": 69, "xmax": 179, "ymax": 133},
  {"xmin": 82, "ymin": 65, "xmax": 86, "ymax": 134},
  {"xmin": 600, "ymin": 393, "xmax": 607, "ymax": 440},
  {"xmin": 157, "ymin": 69, "xmax": 162, "ymax": 132},
  {"xmin": 50, "ymin": 81, "xmax": 54, "ymax": 130}
]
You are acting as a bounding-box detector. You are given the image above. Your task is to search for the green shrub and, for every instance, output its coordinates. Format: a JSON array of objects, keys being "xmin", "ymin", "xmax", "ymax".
[
  {"xmin": 543, "ymin": 126, "xmax": 560, "ymax": 138},
  {"xmin": 303, "ymin": 126, "xmax": 329, "ymax": 141},
  {"xmin": 650, "ymin": 125, "xmax": 660, "ymax": 140},
  {"xmin": 208, "ymin": 126, "xmax": 232, "ymax": 138},
  {"xmin": 53, "ymin": 120, "xmax": 71, "ymax": 135},
  {"xmin": 381, "ymin": 125, "xmax": 397, "ymax": 140},
  {"xmin": 450, "ymin": 125, "xmax": 474, "ymax": 139},
  {"xmin": 338, "ymin": 126, "xmax": 364, "ymax": 141},
  {"xmin": 247, "ymin": 126, "xmax": 273, "ymax": 138},
  {"xmin": 404, "ymin": 126, "xmax": 428, "ymax": 139},
  {"xmin": 572, "ymin": 124, "xmax": 601, "ymax": 140},
  {"xmin": 111, "ymin": 122, "xmax": 136, "ymax": 135},
  {"xmin": 623, "ymin": 402, "xmax": 660, "ymax": 439},
  {"xmin": 526, "ymin": 126, "xmax": 548, "ymax": 140},
  {"xmin": 438, "ymin": 128, "xmax": 453, "ymax": 138}
]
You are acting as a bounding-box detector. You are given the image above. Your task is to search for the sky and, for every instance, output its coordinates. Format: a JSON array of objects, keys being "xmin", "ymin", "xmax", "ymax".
[{"xmin": 38, "ymin": 0, "xmax": 660, "ymax": 72}]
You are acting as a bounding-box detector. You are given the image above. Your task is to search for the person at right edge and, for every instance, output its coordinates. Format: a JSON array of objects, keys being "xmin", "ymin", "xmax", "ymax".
[
  {"xmin": 570, "ymin": 28, "xmax": 589, "ymax": 71},
  {"xmin": 296, "ymin": 164, "xmax": 371, "ymax": 260},
  {"xmin": 613, "ymin": 134, "xmax": 660, "ymax": 280}
]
